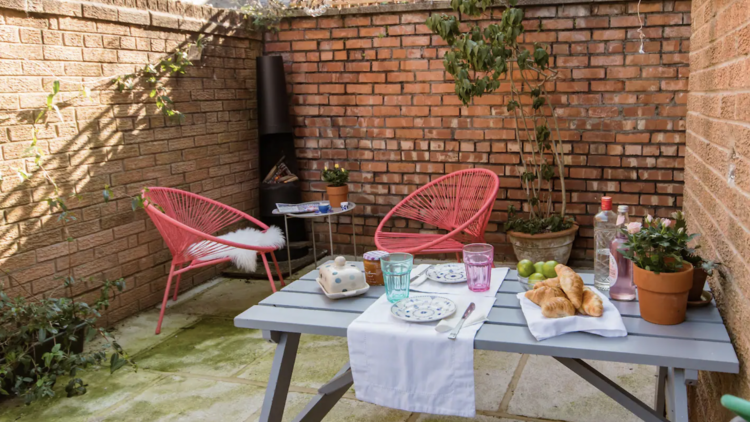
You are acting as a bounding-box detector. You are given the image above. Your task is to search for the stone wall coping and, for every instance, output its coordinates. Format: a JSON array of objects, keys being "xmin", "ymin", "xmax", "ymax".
[
  {"xmin": 0, "ymin": 0, "xmax": 260, "ymax": 39},
  {"xmin": 287, "ymin": 0, "xmax": 614, "ymax": 17}
]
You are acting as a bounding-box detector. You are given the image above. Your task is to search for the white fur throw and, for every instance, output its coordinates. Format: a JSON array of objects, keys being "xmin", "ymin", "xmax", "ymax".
[{"xmin": 190, "ymin": 226, "xmax": 285, "ymax": 272}]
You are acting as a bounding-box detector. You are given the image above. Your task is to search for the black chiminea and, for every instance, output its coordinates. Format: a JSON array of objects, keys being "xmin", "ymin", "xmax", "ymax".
[{"xmin": 257, "ymin": 56, "xmax": 308, "ymax": 260}]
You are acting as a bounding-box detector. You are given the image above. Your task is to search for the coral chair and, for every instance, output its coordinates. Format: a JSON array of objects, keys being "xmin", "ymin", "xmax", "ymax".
[
  {"xmin": 142, "ymin": 187, "xmax": 285, "ymax": 334},
  {"xmin": 374, "ymin": 169, "xmax": 500, "ymax": 258}
]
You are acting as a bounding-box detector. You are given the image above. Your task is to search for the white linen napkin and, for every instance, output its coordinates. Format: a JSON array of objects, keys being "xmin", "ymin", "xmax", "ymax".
[
  {"xmin": 409, "ymin": 264, "xmax": 431, "ymax": 285},
  {"xmin": 347, "ymin": 293, "xmax": 496, "ymax": 417},
  {"xmin": 412, "ymin": 267, "xmax": 509, "ymax": 298},
  {"xmin": 435, "ymin": 296, "xmax": 489, "ymax": 333},
  {"xmin": 516, "ymin": 287, "xmax": 628, "ymax": 341}
]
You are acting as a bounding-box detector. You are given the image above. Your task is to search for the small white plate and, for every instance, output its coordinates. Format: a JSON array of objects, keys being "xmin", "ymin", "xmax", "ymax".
[
  {"xmin": 426, "ymin": 263, "xmax": 467, "ymax": 283},
  {"xmin": 390, "ymin": 295, "xmax": 457, "ymax": 322}
]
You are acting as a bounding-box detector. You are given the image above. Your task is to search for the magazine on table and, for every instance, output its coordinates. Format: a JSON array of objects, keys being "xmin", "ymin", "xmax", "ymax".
[{"xmin": 275, "ymin": 202, "xmax": 326, "ymax": 214}]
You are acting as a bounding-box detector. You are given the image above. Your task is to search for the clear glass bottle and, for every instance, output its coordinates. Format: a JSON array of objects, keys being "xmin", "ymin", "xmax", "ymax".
[
  {"xmin": 593, "ymin": 196, "xmax": 616, "ymax": 291},
  {"xmin": 610, "ymin": 205, "xmax": 636, "ymax": 300}
]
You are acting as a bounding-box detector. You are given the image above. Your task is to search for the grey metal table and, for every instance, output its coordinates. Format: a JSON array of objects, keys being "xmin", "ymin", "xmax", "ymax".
[
  {"xmin": 273, "ymin": 203, "xmax": 357, "ymax": 277},
  {"xmin": 235, "ymin": 261, "xmax": 739, "ymax": 422}
]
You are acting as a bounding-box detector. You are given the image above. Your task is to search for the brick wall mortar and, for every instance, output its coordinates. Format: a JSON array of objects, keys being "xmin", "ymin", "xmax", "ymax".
[
  {"xmin": 685, "ymin": 0, "xmax": 750, "ymax": 415},
  {"xmin": 273, "ymin": 0, "xmax": 690, "ymax": 262},
  {"xmin": 0, "ymin": 0, "xmax": 261, "ymax": 324}
]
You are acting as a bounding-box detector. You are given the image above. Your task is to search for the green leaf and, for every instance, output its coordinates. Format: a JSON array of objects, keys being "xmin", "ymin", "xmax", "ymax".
[{"xmin": 53, "ymin": 80, "xmax": 60, "ymax": 95}]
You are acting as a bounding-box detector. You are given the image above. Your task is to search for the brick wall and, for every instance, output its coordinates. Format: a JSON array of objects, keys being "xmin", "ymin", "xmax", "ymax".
[
  {"xmin": 271, "ymin": 0, "xmax": 691, "ymax": 262},
  {"xmin": 685, "ymin": 0, "xmax": 750, "ymax": 417},
  {"xmin": 0, "ymin": 0, "xmax": 262, "ymax": 324}
]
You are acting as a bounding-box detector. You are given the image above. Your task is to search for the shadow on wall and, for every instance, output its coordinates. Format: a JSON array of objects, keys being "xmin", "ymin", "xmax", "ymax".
[{"xmin": 0, "ymin": 10, "xmax": 260, "ymax": 321}]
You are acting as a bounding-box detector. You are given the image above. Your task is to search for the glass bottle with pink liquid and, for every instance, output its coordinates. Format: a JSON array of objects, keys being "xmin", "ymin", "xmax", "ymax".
[{"xmin": 609, "ymin": 205, "xmax": 636, "ymax": 301}]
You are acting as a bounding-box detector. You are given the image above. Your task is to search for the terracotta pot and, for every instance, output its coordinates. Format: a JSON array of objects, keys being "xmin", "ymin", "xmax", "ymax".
[
  {"xmin": 688, "ymin": 267, "xmax": 708, "ymax": 302},
  {"xmin": 507, "ymin": 225, "xmax": 579, "ymax": 265},
  {"xmin": 633, "ymin": 262, "xmax": 693, "ymax": 325},
  {"xmin": 326, "ymin": 185, "xmax": 348, "ymax": 208}
]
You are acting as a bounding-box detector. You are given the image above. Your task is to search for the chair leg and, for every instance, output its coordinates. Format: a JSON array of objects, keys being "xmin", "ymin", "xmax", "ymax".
[
  {"xmin": 271, "ymin": 251, "xmax": 285, "ymax": 287},
  {"xmin": 456, "ymin": 252, "xmax": 461, "ymax": 263},
  {"xmin": 156, "ymin": 263, "xmax": 176, "ymax": 335},
  {"xmin": 172, "ymin": 271, "xmax": 183, "ymax": 302},
  {"xmin": 262, "ymin": 253, "xmax": 277, "ymax": 293}
]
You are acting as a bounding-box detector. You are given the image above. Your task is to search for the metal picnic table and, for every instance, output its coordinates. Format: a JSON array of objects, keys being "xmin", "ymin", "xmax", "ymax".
[{"xmin": 234, "ymin": 261, "xmax": 739, "ymax": 422}]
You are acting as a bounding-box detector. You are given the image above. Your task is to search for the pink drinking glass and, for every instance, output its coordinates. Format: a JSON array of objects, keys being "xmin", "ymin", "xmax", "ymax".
[{"xmin": 463, "ymin": 243, "xmax": 493, "ymax": 292}]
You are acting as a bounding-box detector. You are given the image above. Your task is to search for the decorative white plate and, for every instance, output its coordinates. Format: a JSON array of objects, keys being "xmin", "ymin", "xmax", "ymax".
[
  {"xmin": 390, "ymin": 295, "xmax": 457, "ymax": 322},
  {"xmin": 426, "ymin": 263, "xmax": 467, "ymax": 283}
]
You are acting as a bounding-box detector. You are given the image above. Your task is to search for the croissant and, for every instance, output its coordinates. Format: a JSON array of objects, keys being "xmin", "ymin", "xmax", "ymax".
[
  {"xmin": 533, "ymin": 277, "xmax": 560, "ymax": 290},
  {"xmin": 555, "ymin": 264, "xmax": 584, "ymax": 309},
  {"xmin": 578, "ymin": 287, "xmax": 604, "ymax": 317},
  {"xmin": 524, "ymin": 286, "xmax": 565, "ymax": 306},
  {"xmin": 542, "ymin": 297, "xmax": 576, "ymax": 318}
]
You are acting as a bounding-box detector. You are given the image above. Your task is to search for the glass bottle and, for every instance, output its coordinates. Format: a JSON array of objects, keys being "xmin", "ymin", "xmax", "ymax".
[
  {"xmin": 609, "ymin": 205, "xmax": 636, "ymax": 300},
  {"xmin": 593, "ymin": 196, "xmax": 616, "ymax": 291}
]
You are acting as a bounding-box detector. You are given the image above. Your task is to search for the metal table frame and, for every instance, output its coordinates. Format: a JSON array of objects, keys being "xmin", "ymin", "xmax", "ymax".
[
  {"xmin": 235, "ymin": 262, "xmax": 739, "ymax": 422},
  {"xmin": 274, "ymin": 203, "xmax": 357, "ymax": 277}
]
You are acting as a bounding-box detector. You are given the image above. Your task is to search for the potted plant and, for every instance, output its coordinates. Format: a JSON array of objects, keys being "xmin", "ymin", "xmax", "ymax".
[
  {"xmin": 618, "ymin": 213, "xmax": 697, "ymax": 325},
  {"xmin": 322, "ymin": 164, "xmax": 348, "ymax": 208},
  {"xmin": 0, "ymin": 274, "xmax": 135, "ymax": 404},
  {"xmin": 426, "ymin": 0, "xmax": 577, "ymax": 264}
]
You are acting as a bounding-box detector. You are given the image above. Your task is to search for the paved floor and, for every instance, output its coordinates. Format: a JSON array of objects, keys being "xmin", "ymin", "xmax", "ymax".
[{"xmin": 0, "ymin": 262, "xmax": 658, "ymax": 422}]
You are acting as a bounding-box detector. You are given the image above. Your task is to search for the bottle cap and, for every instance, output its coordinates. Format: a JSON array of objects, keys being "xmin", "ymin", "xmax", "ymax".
[
  {"xmin": 601, "ymin": 196, "xmax": 612, "ymax": 211},
  {"xmin": 618, "ymin": 205, "xmax": 628, "ymax": 213}
]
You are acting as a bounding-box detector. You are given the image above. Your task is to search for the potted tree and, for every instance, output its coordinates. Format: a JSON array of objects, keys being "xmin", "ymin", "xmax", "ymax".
[
  {"xmin": 426, "ymin": 0, "xmax": 577, "ymax": 264},
  {"xmin": 322, "ymin": 164, "xmax": 349, "ymax": 208},
  {"xmin": 618, "ymin": 213, "xmax": 697, "ymax": 325}
]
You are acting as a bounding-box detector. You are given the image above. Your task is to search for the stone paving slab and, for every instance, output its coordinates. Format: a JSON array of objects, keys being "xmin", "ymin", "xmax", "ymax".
[
  {"xmin": 415, "ymin": 415, "xmax": 525, "ymax": 422},
  {"xmin": 172, "ymin": 278, "xmax": 281, "ymax": 318},
  {"xmin": 246, "ymin": 392, "xmax": 412, "ymax": 422},
  {"xmin": 507, "ymin": 355, "xmax": 656, "ymax": 422}
]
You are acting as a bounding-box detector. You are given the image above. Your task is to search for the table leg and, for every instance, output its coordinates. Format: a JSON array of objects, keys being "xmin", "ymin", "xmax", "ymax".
[
  {"xmin": 328, "ymin": 216, "xmax": 334, "ymax": 258},
  {"xmin": 665, "ymin": 367, "xmax": 689, "ymax": 422},
  {"xmin": 259, "ymin": 332, "xmax": 301, "ymax": 422},
  {"xmin": 351, "ymin": 215, "xmax": 357, "ymax": 261},
  {"xmin": 312, "ymin": 219, "xmax": 318, "ymax": 268},
  {"xmin": 285, "ymin": 215, "xmax": 292, "ymax": 278},
  {"xmin": 291, "ymin": 362, "xmax": 353, "ymax": 422},
  {"xmin": 555, "ymin": 357, "xmax": 668, "ymax": 422},
  {"xmin": 655, "ymin": 366, "xmax": 667, "ymax": 417}
]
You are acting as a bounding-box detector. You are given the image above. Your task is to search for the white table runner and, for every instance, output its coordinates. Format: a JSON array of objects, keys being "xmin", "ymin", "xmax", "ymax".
[{"xmin": 347, "ymin": 293, "xmax": 496, "ymax": 417}]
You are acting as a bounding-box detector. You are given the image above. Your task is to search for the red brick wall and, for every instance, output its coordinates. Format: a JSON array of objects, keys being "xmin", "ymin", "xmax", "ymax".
[
  {"xmin": 270, "ymin": 1, "xmax": 690, "ymax": 262},
  {"xmin": 685, "ymin": 0, "xmax": 750, "ymax": 416},
  {"xmin": 0, "ymin": 0, "xmax": 261, "ymax": 324}
]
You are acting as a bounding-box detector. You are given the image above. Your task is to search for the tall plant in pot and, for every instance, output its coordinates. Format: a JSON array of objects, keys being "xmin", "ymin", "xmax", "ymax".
[
  {"xmin": 322, "ymin": 164, "xmax": 349, "ymax": 208},
  {"xmin": 426, "ymin": 0, "xmax": 577, "ymax": 264},
  {"xmin": 618, "ymin": 213, "xmax": 698, "ymax": 325}
]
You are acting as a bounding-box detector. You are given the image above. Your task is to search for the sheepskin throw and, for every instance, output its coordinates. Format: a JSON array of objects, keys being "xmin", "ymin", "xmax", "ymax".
[{"xmin": 190, "ymin": 226, "xmax": 285, "ymax": 272}]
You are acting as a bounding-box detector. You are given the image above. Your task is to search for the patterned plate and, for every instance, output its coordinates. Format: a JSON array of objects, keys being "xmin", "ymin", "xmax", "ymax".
[
  {"xmin": 426, "ymin": 263, "xmax": 467, "ymax": 283},
  {"xmin": 390, "ymin": 295, "xmax": 457, "ymax": 323}
]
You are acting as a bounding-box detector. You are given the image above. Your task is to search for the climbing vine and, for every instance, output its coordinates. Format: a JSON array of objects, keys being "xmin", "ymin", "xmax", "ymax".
[{"xmin": 426, "ymin": 0, "xmax": 574, "ymax": 234}]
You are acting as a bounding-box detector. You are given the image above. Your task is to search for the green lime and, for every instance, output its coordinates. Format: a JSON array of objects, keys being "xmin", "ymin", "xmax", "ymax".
[
  {"xmin": 543, "ymin": 261, "xmax": 559, "ymax": 279},
  {"xmin": 528, "ymin": 273, "xmax": 546, "ymax": 284},
  {"xmin": 517, "ymin": 260, "xmax": 535, "ymax": 277},
  {"xmin": 534, "ymin": 261, "xmax": 545, "ymax": 274}
]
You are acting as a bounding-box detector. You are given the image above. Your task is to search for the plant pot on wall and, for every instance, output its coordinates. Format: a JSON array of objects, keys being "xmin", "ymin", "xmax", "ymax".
[
  {"xmin": 633, "ymin": 262, "xmax": 693, "ymax": 325},
  {"xmin": 326, "ymin": 185, "xmax": 348, "ymax": 208},
  {"xmin": 507, "ymin": 225, "xmax": 579, "ymax": 265}
]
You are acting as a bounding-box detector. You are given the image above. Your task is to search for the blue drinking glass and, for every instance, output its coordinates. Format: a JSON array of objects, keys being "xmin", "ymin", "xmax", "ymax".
[{"xmin": 380, "ymin": 253, "xmax": 413, "ymax": 303}]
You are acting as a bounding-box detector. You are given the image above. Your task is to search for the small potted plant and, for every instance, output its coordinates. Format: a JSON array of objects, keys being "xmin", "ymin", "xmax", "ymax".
[
  {"xmin": 618, "ymin": 212, "xmax": 697, "ymax": 325},
  {"xmin": 322, "ymin": 164, "xmax": 348, "ymax": 208}
]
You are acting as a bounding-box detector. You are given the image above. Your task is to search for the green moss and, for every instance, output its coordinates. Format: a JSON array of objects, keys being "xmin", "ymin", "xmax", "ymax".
[{"xmin": 136, "ymin": 318, "xmax": 274, "ymax": 377}]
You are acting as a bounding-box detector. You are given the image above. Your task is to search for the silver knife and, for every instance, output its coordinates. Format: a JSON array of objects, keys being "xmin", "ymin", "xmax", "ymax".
[{"xmin": 448, "ymin": 302, "xmax": 476, "ymax": 340}]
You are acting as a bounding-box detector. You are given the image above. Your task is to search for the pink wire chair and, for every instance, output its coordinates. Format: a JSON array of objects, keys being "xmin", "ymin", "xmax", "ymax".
[
  {"xmin": 142, "ymin": 187, "xmax": 284, "ymax": 334},
  {"xmin": 374, "ymin": 169, "xmax": 500, "ymax": 259}
]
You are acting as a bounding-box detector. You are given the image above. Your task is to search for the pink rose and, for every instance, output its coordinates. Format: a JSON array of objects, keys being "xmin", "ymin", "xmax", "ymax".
[
  {"xmin": 627, "ymin": 222, "xmax": 642, "ymax": 234},
  {"xmin": 644, "ymin": 214, "xmax": 653, "ymax": 224},
  {"xmin": 661, "ymin": 218, "xmax": 672, "ymax": 228}
]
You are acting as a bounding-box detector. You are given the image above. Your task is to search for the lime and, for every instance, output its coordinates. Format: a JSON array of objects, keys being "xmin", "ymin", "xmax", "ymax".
[
  {"xmin": 534, "ymin": 261, "xmax": 545, "ymax": 275},
  {"xmin": 543, "ymin": 261, "xmax": 559, "ymax": 279},
  {"xmin": 528, "ymin": 273, "xmax": 547, "ymax": 284},
  {"xmin": 517, "ymin": 260, "xmax": 535, "ymax": 277}
]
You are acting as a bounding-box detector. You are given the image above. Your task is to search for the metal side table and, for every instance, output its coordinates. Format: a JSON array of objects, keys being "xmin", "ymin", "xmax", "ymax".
[{"xmin": 272, "ymin": 203, "xmax": 357, "ymax": 277}]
